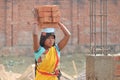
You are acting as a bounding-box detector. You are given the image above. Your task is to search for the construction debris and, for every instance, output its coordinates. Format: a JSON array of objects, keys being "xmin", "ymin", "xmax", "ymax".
[
  {"xmin": 0, "ymin": 64, "xmax": 86, "ymax": 80},
  {"xmin": 0, "ymin": 64, "xmax": 21, "ymax": 80}
]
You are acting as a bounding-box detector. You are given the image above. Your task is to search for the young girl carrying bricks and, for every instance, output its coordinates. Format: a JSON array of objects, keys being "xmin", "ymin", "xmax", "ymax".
[{"xmin": 32, "ymin": 8, "xmax": 71, "ymax": 80}]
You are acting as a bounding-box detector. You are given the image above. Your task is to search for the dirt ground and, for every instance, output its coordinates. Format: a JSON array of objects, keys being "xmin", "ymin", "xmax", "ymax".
[{"xmin": 0, "ymin": 53, "xmax": 86, "ymax": 80}]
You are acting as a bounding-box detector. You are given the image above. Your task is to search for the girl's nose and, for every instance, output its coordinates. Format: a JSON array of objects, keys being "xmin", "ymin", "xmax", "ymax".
[{"xmin": 50, "ymin": 38, "xmax": 53, "ymax": 41}]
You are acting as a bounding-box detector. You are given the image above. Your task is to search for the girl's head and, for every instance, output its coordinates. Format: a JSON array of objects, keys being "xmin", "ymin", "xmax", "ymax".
[{"xmin": 39, "ymin": 28, "xmax": 55, "ymax": 48}]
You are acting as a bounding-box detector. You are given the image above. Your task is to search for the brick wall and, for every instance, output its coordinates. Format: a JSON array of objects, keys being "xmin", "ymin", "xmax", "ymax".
[
  {"xmin": 0, "ymin": 0, "xmax": 120, "ymax": 55},
  {"xmin": 0, "ymin": 0, "xmax": 6, "ymax": 49}
]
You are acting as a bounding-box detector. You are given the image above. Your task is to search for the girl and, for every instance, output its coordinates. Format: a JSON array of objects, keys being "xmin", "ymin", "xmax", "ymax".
[{"xmin": 33, "ymin": 13, "xmax": 71, "ymax": 80}]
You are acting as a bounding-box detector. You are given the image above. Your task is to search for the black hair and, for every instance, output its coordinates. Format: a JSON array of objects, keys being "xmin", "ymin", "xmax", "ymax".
[{"xmin": 39, "ymin": 32, "xmax": 55, "ymax": 47}]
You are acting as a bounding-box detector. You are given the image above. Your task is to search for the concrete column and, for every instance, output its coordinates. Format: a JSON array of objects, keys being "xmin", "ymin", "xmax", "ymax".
[{"xmin": 86, "ymin": 55, "xmax": 120, "ymax": 80}]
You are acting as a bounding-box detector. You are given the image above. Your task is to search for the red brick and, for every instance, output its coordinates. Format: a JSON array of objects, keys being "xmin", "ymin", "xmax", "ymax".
[
  {"xmin": 39, "ymin": 17, "xmax": 52, "ymax": 23},
  {"xmin": 37, "ymin": 5, "xmax": 60, "ymax": 23},
  {"xmin": 114, "ymin": 70, "xmax": 120, "ymax": 76},
  {"xmin": 39, "ymin": 23, "xmax": 58, "ymax": 29},
  {"xmin": 52, "ymin": 17, "xmax": 60, "ymax": 22},
  {"xmin": 114, "ymin": 56, "xmax": 120, "ymax": 61},
  {"xmin": 115, "ymin": 65, "xmax": 120, "ymax": 70},
  {"xmin": 37, "ymin": 5, "xmax": 59, "ymax": 11},
  {"xmin": 52, "ymin": 11, "xmax": 61, "ymax": 17},
  {"xmin": 38, "ymin": 11, "xmax": 52, "ymax": 17},
  {"xmin": 51, "ymin": 5, "xmax": 59, "ymax": 11}
]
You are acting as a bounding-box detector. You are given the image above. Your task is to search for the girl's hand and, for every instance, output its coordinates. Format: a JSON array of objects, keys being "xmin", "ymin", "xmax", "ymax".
[
  {"xmin": 58, "ymin": 22, "xmax": 71, "ymax": 50},
  {"xmin": 33, "ymin": 24, "xmax": 39, "ymax": 35},
  {"xmin": 32, "ymin": 8, "xmax": 40, "ymax": 35},
  {"xmin": 32, "ymin": 8, "xmax": 38, "ymax": 19}
]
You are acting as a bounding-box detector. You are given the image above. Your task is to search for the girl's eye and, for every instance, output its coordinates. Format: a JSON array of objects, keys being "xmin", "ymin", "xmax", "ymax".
[
  {"xmin": 51, "ymin": 37, "xmax": 54, "ymax": 39},
  {"xmin": 48, "ymin": 36, "xmax": 54, "ymax": 39}
]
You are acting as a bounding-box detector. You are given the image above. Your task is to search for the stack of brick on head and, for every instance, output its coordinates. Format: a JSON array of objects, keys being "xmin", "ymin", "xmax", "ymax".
[
  {"xmin": 33, "ymin": 5, "xmax": 61, "ymax": 29},
  {"xmin": 32, "ymin": 5, "xmax": 71, "ymax": 80}
]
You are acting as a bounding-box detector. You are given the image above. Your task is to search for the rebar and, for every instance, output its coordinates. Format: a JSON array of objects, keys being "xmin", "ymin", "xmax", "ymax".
[{"xmin": 89, "ymin": 0, "xmax": 108, "ymax": 55}]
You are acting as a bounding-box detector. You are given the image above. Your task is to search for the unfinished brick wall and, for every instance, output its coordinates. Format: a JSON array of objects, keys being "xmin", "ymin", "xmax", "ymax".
[
  {"xmin": 0, "ymin": 0, "xmax": 6, "ymax": 49},
  {"xmin": 0, "ymin": 0, "xmax": 120, "ymax": 55}
]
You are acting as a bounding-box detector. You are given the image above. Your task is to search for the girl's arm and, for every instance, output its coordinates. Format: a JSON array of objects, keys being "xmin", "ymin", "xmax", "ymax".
[
  {"xmin": 58, "ymin": 22, "xmax": 71, "ymax": 50},
  {"xmin": 33, "ymin": 23, "xmax": 40, "ymax": 52},
  {"xmin": 32, "ymin": 8, "xmax": 40, "ymax": 52}
]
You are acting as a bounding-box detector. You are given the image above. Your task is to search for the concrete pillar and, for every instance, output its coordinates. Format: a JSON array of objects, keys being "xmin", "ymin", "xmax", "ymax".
[{"xmin": 86, "ymin": 55, "xmax": 120, "ymax": 80}]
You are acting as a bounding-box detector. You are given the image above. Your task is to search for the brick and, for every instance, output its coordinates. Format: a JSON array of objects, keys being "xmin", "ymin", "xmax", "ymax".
[
  {"xmin": 36, "ymin": 5, "xmax": 60, "ymax": 23},
  {"xmin": 38, "ymin": 16, "xmax": 60, "ymax": 23},
  {"xmin": 39, "ymin": 23, "xmax": 58, "ymax": 29},
  {"xmin": 38, "ymin": 11, "xmax": 52, "ymax": 17},
  {"xmin": 52, "ymin": 11, "xmax": 61, "ymax": 17},
  {"xmin": 114, "ymin": 70, "xmax": 120, "ymax": 77},
  {"xmin": 115, "ymin": 64, "xmax": 120, "ymax": 70},
  {"xmin": 114, "ymin": 56, "xmax": 120, "ymax": 61},
  {"xmin": 37, "ymin": 5, "xmax": 59, "ymax": 12},
  {"xmin": 51, "ymin": 5, "xmax": 59, "ymax": 11},
  {"xmin": 39, "ymin": 17, "xmax": 52, "ymax": 23},
  {"xmin": 38, "ymin": 11, "xmax": 60, "ymax": 22},
  {"xmin": 52, "ymin": 17, "xmax": 60, "ymax": 22}
]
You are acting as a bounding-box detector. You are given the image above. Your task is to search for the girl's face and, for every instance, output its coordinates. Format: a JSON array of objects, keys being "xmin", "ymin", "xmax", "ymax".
[{"xmin": 44, "ymin": 35, "xmax": 55, "ymax": 48}]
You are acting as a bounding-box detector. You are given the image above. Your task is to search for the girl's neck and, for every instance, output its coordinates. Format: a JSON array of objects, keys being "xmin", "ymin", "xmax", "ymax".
[{"xmin": 44, "ymin": 46, "xmax": 50, "ymax": 50}]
